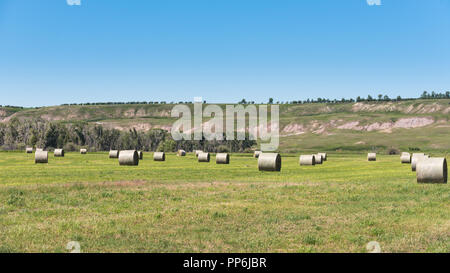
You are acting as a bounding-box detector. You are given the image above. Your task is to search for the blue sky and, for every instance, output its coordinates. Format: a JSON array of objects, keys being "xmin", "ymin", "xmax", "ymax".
[{"xmin": 0, "ymin": 0, "xmax": 449, "ymax": 107}]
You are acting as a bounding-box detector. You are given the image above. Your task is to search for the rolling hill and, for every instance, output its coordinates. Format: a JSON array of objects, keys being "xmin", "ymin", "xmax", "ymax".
[{"xmin": 1, "ymin": 99, "xmax": 449, "ymax": 153}]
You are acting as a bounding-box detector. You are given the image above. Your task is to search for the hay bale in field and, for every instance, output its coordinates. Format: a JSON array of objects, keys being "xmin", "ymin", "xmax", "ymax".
[
  {"xmin": 367, "ymin": 153, "xmax": 376, "ymax": 161},
  {"xmin": 177, "ymin": 149, "xmax": 186, "ymax": 156},
  {"xmin": 258, "ymin": 153, "xmax": 281, "ymax": 172},
  {"xmin": 138, "ymin": 151, "xmax": 143, "ymax": 160},
  {"xmin": 80, "ymin": 149, "xmax": 87, "ymax": 154},
  {"xmin": 411, "ymin": 154, "xmax": 428, "ymax": 171},
  {"xmin": 195, "ymin": 150, "xmax": 203, "ymax": 157},
  {"xmin": 417, "ymin": 157, "xmax": 447, "ymax": 184},
  {"xmin": 254, "ymin": 151, "xmax": 262, "ymax": 158},
  {"xmin": 118, "ymin": 150, "xmax": 139, "ymax": 166},
  {"xmin": 26, "ymin": 147, "xmax": 33, "ymax": 153},
  {"xmin": 109, "ymin": 150, "xmax": 119, "ymax": 158},
  {"xmin": 35, "ymin": 151, "xmax": 48, "ymax": 164},
  {"xmin": 54, "ymin": 149, "xmax": 64, "ymax": 157},
  {"xmin": 198, "ymin": 152, "xmax": 210, "ymax": 162},
  {"xmin": 400, "ymin": 152, "xmax": 411, "ymax": 163},
  {"xmin": 299, "ymin": 155, "xmax": 315, "ymax": 166},
  {"xmin": 315, "ymin": 154, "xmax": 323, "ymax": 164},
  {"xmin": 153, "ymin": 152, "xmax": 165, "ymax": 161},
  {"xmin": 318, "ymin": 152, "xmax": 327, "ymax": 161},
  {"xmin": 216, "ymin": 153, "xmax": 230, "ymax": 164},
  {"xmin": 36, "ymin": 148, "xmax": 43, "ymax": 152},
  {"xmin": 411, "ymin": 153, "xmax": 425, "ymax": 164}
]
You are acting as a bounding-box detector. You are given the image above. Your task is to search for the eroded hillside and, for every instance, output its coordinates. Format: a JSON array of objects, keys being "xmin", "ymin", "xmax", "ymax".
[{"xmin": 1, "ymin": 99, "xmax": 449, "ymax": 152}]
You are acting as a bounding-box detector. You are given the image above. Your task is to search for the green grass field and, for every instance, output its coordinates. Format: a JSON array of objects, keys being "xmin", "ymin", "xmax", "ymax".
[{"xmin": 0, "ymin": 152, "xmax": 448, "ymax": 253}]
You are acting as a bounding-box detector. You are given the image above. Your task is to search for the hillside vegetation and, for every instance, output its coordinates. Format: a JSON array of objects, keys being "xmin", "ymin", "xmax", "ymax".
[{"xmin": 1, "ymin": 99, "xmax": 449, "ymax": 153}]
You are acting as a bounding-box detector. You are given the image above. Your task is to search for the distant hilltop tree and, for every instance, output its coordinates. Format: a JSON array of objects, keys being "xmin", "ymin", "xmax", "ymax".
[{"xmin": 421, "ymin": 91, "xmax": 450, "ymax": 99}]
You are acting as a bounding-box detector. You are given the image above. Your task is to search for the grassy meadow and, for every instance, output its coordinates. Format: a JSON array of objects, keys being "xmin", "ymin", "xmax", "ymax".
[{"xmin": 0, "ymin": 151, "xmax": 449, "ymax": 252}]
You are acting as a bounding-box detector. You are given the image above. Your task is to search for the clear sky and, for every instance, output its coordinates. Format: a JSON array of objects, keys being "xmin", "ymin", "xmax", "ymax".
[{"xmin": 0, "ymin": 0, "xmax": 449, "ymax": 107}]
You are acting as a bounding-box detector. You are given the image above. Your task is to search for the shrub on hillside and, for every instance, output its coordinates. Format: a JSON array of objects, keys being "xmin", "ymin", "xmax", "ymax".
[
  {"xmin": 63, "ymin": 142, "xmax": 79, "ymax": 152},
  {"xmin": 217, "ymin": 145, "xmax": 230, "ymax": 153},
  {"xmin": 387, "ymin": 147, "xmax": 400, "ymax": 155}
]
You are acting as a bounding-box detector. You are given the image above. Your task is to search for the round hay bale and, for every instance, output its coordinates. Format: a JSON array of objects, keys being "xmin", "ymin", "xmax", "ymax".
[
  {"xmin": 177, "ymin": 150, "xmax": 186, "ymax": 156},
  {"xmin": 35, "ymin": 151, "xmax": 48, "ymax": 164},
  {"xmin": 411, "ymin": 154, "xmax": 428, "ymax": 171},
  {"xmin": 154, "ymin": 152, "xmax": 165, "ymax": 161},
  {"xmin": 109, "ymin": 150, "xmax": 119, "ymax": 158},
  {"xmin": 118, "ymin": 150, "xmax": 139, "ymax": 166},
  {"xmin": 258, "ymin": 153, "xmax": 281, "ymax": 172},
  {"xmin": 318, "ymin": 152, "xmax": 327, "ymax": 161},
  {"xmin": 400, "ymin": 152, "xmax": 411, "ymax": 164},
  {"xmin": 299, "ymin": 155, "xmax": 315, "ymax": 166},
  {"xmin": 195, "ymin": 150, "xmax": 203, "ymax": 157},
  {"xmin": 315, "ymin": 154, "xmax": 323, "ymax": 164},
  {"xmin": 198, "ymin": 152, "xmax": 210, "ymax": 162},
  {"xmin": 80, "ymin": 149, "xmax": 87, "ymax": 154},
  {"xmin": 54, "ymin": 149, "xmax": 64, "ymax": 157},
  {"xmin": 36, "ymin": 148, "xmax": 43, "ymax": 152},
  {"xmin": 254, "ymin": 151, "xmax": 262, "ymax": 158},
  {"xmin": 367, "ymin": 153, "xmax": 376, "ymax": 161},
  {"xmin": 216, "ymin": 153, "xmax": 230, "ymax": 164},
  {"xmin": 417, "ymin": 157, "xmax": 447, "ymax": 184},
  {"xmin": 26, "ymin": 147, "xmax": 33, "ymax": 153},
  {"xmin": 138, "ymin": 151, "xmax": 143, "ymax": 160}
]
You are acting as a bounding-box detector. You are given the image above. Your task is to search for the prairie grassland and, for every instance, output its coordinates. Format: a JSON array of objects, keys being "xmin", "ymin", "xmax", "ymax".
[{"xmin": 0, "ymin": 152, "xmax": 448, "ymax": 253}]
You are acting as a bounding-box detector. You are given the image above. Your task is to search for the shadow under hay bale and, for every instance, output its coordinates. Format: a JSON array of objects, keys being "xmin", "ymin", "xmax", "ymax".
[
  {"xmin": 254, "ymin": 151, "xmax": 262, "ymax": 158},
  {"xmin": 299, "ymin": 155, "xmax": 315, "ymax": 166},
  {"xmin": 35, "ymin": 151, "xmax": 48, "ymax": 164},
  {"xmin": 367, "ymin": 153, "xmax": 376, "ymax": 161},
  {"xmin": 198, "ymin": 152, "xmax": 210, "ymax": 162},
  {"xmin": 119, "ymin": 150, "xmax": 139, "ymax": 166},
  {"xmin": 216, "ymin": 153, "xmax": 230, "ymax": 164},
  {"xmin": 417, "ymin": 157, "xmax": 447, "ymax": 184},
  {"xmin": 153, "ymin": 152, "xmax": 165, "ymax": 161},
  {"xmin": 54, "ymin": 149, "xmax": 64, "ymax": 157},
  {"xmin": 258, "ymin": 153, "xmax": 281, "ymax": 172},
  {"xmin": 109, "ymin": 150, "xmax": 119, "ymax": 158}
]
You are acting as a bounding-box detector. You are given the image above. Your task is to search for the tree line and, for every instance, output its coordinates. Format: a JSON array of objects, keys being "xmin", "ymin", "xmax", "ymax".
[
  {"xmin": 239, "ymin": 91, "xmax": 450, "ymax": 105},
  {"xmin": 1, "ymin": 91, "xmax": 448, "ymax": 110},
  {"xmin": 0, "ymin": 118, "xmax": 256, "ymax": 153}
]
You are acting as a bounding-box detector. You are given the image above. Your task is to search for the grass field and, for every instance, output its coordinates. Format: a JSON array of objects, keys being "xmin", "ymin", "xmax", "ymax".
[{"xmin": 0, "ymin": 152, "xmax": 449, "ymax": 253}]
